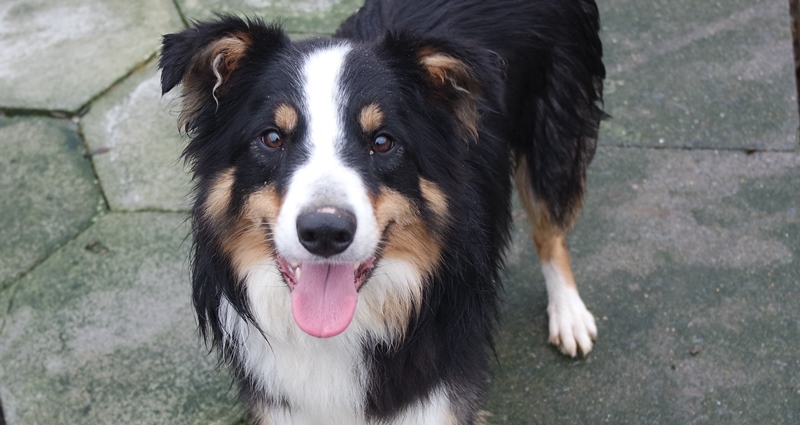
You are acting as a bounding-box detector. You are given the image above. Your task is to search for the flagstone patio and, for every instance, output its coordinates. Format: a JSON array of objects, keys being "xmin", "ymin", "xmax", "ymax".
[{"xmin": 0, "ymin": 1, "xmax": 797, "ymax": 424}]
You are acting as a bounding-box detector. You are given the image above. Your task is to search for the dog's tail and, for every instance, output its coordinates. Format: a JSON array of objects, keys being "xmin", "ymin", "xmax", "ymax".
[{"xmin": 509, "ymin": 0, "xmax": 606, "ymax": 230}]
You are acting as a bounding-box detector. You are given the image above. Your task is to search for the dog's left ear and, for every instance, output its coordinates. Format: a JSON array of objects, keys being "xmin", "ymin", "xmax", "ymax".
[
  {"xmin": 393, "ymin": 36, "xmax": 505, "ymax": 142},
  {"xmin": 417, "ymin": 48, "xmax": 482, "ymax": 140}
]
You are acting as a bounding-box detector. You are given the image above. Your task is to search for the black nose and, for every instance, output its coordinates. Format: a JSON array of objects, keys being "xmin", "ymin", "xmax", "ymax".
[{"xmin": 296, "ymin": 209, "xmax": 357, "ymax": 257}]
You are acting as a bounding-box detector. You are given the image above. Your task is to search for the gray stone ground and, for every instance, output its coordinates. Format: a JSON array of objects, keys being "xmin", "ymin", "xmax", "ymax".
[{"xmin": 0, "ymin": 0, "xmax": 797, "ymax": 424}]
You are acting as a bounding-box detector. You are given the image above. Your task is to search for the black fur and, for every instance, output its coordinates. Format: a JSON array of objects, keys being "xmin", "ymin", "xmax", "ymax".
[
  {"xmin": 160, "ymin": 0, "xmax": 604, "ymax": 423},
  {"xmin": 339, "ymin": 0, "xmax": 605, "ymax": 226}
]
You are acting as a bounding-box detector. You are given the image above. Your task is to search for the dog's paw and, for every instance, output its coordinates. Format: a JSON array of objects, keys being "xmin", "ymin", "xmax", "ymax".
[{"xmin": 547, "ymin": 288, "xmax": 597, "ymax": 357}]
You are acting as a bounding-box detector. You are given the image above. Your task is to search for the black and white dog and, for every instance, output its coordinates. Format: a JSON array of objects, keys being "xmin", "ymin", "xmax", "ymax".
[{"xmin": 160, "ymin": 0, "xmax": 604, "ymax": 422}]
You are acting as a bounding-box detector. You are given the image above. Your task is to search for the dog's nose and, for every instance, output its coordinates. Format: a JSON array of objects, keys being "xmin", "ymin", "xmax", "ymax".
[{"xmin": 296, "ymin": 208, "xmax": 357, "ymax": 257}]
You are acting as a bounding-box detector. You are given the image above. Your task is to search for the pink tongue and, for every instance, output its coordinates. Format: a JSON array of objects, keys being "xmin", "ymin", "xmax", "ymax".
[{"xmin": 291, "ymin": 263, "xmax": 358, "ymax": 338}]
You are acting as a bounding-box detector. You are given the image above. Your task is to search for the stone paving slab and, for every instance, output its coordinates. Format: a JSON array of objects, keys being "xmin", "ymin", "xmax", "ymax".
[
  {"xmin": 0, "ymin": 0, "xmax": 183, "ymax": 112},
  {"xmin": 0, "ymin": 213, "xmax": 242, "ymax": 425},
  {"xmin": 0, "ymin": 117, "xmax": 103, "ymax": 289},
  {"xmin": 176, "ymin": 0, "xmax": 362, "ymax": 34},
  {"xmin": 599, "ymin": 0, "xmax": 798, "ymax": 150},
  {"xmin": 82, "ymin": 60, "xmax": 192, "ymax": 212},
  {"xmin": 487, "ymin": 147, "xmax": 800, "ymax": 424}
]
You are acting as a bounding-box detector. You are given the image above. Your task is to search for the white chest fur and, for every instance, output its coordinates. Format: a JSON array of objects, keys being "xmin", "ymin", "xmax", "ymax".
[
  {"xmin": 219, "ymin": 261, "xmax": 452, "ymax": 424},
  {"xmin": 219, "ymin": 263, "xmax": 368, "ymax": 424}
]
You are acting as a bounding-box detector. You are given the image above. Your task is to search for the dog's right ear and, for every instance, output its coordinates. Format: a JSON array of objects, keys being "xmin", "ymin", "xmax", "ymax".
[{"xmin": 159, "ymin": 16, "xmax": 288, "ymax": 132}]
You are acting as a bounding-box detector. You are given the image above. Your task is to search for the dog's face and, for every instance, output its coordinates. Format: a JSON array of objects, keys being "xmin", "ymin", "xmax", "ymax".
[{"xmin": 160, "ymin": 17, "xmax": 500, "ymax": 339}]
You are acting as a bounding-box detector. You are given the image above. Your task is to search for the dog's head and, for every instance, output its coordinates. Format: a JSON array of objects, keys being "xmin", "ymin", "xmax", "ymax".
[{"xmin": 160, "ymin": 16, "xmax": 502, "ymax": 339}]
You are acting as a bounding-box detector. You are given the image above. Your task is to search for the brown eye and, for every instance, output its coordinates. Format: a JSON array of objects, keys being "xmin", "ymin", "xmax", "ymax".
[
  {"xmin": 259, "ymin": 130, "xmax": 283, "ymax": 149},
  {"xmin": 371, "ymin": 134, "xmax": 394, "ymax": 154}
]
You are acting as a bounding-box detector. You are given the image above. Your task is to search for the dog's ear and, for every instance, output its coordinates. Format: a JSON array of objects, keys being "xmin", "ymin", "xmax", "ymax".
[
  {"xmin": 385, "ymin": 35, "xmax": 505, "ymax": 142},
  {"xmin": 416, "ymin": 46, "xmax": 485, "ymax": 141},
  {"xmin": 159, "ymin": 16, "xmax": 288, "ymax": 132}
]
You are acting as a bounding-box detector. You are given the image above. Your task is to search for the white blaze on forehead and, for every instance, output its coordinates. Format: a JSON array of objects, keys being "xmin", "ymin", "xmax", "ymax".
[
  {"xmin": 273, "ymin": 43, "xmax": 380, "ymax": 263},
  {"xmin": 303, "ymin": 43, "xmax": 351, "ymax": 155}
]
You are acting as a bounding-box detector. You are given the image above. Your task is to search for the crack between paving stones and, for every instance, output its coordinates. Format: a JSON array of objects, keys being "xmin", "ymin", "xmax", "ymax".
[
  {"xmin": 0, "ymin": 214, "xmax": 103, "ymax": 312},
  {"xmin": 0, "ymin": 107, "xmax": 78, "ymax": 119},
  {"xmin": 75, "ymin": 119, "xmax": 112, "ymax": 214},
  {"xmin": 77, "ymin": 53, "xmax": 158, "ymax": 117},
  {"xmin": 102, "ymin": 210, "xmax": 187, "ymax": 216},
  {"xmin": 0, "ymin": 53, "xmax": 158, "ymax": 119},
  {"xmin": 0, "ymin": 280, "xmax": 23, "ymax": 337},
  {"xmin": 114, "ymin": 208, "xmax": 191, "ymax": 214},
  {"xmin": 0, "ymin": 209, "xmax": 189, "ymax": 337},
  {"xmin": 600, "ymin": 144, "xmax": 799, "ymax": 154},
  {"xmin": 72, "ymin": 53, "xmax": 191, "ymax": 216}
]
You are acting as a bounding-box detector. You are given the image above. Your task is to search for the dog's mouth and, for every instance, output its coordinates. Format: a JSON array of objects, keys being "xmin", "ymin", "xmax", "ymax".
[{"xmin": 277, "ymin": 255, "xmax": 376, "ymax": 338}]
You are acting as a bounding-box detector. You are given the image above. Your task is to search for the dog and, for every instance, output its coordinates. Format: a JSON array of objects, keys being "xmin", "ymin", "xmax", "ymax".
[{"xmin": 159, "ymin": 0, "xmax": 604, "ymax": 423}]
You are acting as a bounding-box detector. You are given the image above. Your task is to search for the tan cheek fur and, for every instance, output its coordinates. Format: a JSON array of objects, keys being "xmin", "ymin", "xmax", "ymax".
[
  {"xmin": 226, "ymin": 187, "xmax": 282, "ymax": 275},
  {"xmin": 203, "ymin": 170, "xmax": 282, "ymax": 277},
  {"xmin": 204, "ymin": 168, "xmax": 235, "ymax": 220},
  {"xmin": 374, "ymin": 181, "xmax": 448, "ymax": 278},
  {"xmin": 367, "ymin": 178, "xmax": 449, "ymax": 333},
  {"xmin": 419, "ymin": 178, "xmax": 449, "ymax": 219}
]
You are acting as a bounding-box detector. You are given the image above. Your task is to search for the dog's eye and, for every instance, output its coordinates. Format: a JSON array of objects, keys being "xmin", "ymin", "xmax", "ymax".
[
  {"xmin": 371, "ymin": 135, "xmax": 394, "ymax": 155},
  {"xmin": 258, "ymin": 130, "xmax": 283, "ymax": 149}
]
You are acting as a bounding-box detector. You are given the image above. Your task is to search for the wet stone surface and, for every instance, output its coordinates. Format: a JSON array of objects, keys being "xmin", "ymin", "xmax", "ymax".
[
  {"xmin": 599, "ymin": 0, "xmax": 798, "ymax": 150},
  {"xmin": 176, "ymin": 0, "xmax": 362, "ymax": 34},
  {"xmin": 82, "ymin": 61, "xmax": 192, "ymax": 212},
  {"xmin": 0, "ymin": 213, "xmax": 242, "ymax": 425},
  {"xmin": 0, "ymin": 0, "xmax": 798, "ymax": 423},
  {"xmin": 0, "ymin": 0, "xmax": 183, "ymax": 112},
  {"xmin": 488, "ymin": 147, "xmax": 800, "ymax": 424},
  {"xmin": 0, "ymin": 117, "xmax": 102, "ymax": 289}
]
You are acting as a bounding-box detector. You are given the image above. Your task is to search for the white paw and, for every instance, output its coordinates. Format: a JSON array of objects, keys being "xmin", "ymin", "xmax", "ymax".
[{"xmin": 547, "ymin": 288, "xmax": 597, "ymax": 357}]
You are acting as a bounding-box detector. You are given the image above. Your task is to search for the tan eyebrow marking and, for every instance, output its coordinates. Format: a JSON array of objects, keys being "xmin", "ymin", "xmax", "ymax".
[
  {"xmin": 359, "ymin": 103, "xmax": 384, "ymax": 133},
  {"xmin": 274, "ymin": 103, "xmax": 298, "ymax": 133}
]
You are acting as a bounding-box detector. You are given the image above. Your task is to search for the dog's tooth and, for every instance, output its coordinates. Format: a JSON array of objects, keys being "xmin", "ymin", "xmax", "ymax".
[
  {"xmin": 295, "ymin": 267, "xmax": 302, "ymax": 279},
  {"xmin": 354, "ymin": 263, "xmax": 359, "ymax": 271}
]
